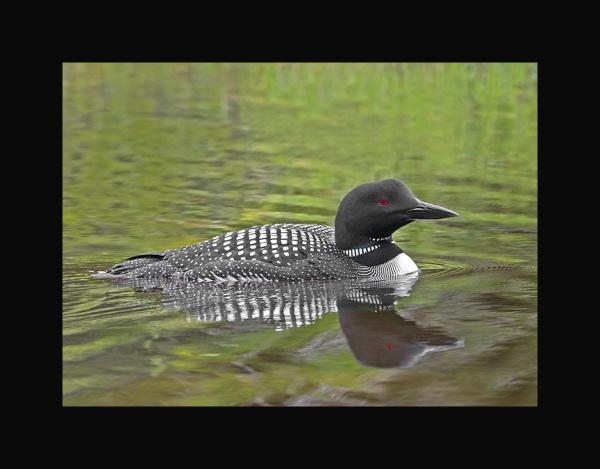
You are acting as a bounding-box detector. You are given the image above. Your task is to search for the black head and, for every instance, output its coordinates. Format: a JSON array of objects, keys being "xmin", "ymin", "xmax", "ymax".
[{"xmin": 334, "ymin": 178, "xmax": 459, "ymax": 250}]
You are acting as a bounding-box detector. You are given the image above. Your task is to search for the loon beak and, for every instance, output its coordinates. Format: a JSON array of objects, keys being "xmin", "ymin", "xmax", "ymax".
[{"xmin": 406, "ymin": 199, "xmax": 459, "ymax": 220}]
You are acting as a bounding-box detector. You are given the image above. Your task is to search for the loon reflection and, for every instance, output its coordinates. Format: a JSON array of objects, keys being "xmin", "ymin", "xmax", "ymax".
[
  {"xmin": 338, "ymin": 285, "xmax": 463, "ymax": 368},
  {"xmin": 109, "ymin": 273, "xmax": 463, "ymax": 368}
]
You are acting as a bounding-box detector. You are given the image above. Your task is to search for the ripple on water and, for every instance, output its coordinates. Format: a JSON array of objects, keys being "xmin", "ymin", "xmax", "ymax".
[{"xmin": 419, "ymin": 260, "xmax": 536, "ymax": 279}]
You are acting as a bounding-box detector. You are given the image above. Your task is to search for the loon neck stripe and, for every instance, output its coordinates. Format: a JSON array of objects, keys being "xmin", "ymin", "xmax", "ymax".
[
  {"xmin": 342, "ymin": 237, "xmax": 394, "ymax": 258},
  {"xmin": 343, "ymin": 244, "xmax": 381, "ymax": 258},
  {"xmin": 342, "ymin": 237, "xmax": 395, "ymax": 258},
  {"xmin": 370, "ymin": 236, "xmax": 392, "ymax": 242}
]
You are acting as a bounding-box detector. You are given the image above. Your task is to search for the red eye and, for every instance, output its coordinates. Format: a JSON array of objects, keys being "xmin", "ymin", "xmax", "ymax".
[{"xmin": 378, "ymin": 198, "xmax": 390, "ymax": 206}]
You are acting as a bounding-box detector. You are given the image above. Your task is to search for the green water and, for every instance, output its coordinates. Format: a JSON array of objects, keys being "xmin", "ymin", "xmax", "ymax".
[{"xmin": 62, "ymin": 63, "xmax": 537, "ymax": 406}]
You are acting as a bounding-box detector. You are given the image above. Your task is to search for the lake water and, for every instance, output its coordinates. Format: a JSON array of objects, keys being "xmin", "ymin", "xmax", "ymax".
[{"xmin": 63, "ymin": 63, "xmax": 537, "ymax": 406}]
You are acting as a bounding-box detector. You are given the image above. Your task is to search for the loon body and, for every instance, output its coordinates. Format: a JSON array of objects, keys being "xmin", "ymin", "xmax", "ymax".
[{"xmin": 100, "ymin": 179, "xmax": 458, "ymax": 282}]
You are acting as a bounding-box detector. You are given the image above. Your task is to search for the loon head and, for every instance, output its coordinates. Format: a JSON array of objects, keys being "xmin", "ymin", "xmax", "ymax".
[{"xmin": 334, "ymin": 178, "xmax": 459, "ymax": 250}]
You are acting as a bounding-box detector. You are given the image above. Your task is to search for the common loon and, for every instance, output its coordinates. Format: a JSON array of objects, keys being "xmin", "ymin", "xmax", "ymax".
[{"xmin": 99, "ymin": 178, "xmax": 458, "ymax": 282}]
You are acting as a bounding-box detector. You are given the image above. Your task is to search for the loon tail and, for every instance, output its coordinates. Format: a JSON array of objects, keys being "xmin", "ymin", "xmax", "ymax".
[{"xmin": 101, "ymin": 252, "xmax": 166, "ymax": 277}]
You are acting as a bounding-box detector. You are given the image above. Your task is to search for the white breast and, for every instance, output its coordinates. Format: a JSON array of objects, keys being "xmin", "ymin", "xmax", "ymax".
[{"xmin": 357, "ymin": 252, "xmax": 419, "ymax": 278}]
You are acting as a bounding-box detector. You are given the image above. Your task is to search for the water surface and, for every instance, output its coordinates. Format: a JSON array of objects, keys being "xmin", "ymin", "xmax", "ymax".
[{"xmin": 63, "ymin": 63, "xmax": 537, "ymax": 405}]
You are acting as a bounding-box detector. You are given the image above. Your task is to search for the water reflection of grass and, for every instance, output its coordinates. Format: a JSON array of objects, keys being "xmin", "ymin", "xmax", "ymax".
[{"xmin": 63, "ymin": 266, "xmax": 536, "ymax": 406}]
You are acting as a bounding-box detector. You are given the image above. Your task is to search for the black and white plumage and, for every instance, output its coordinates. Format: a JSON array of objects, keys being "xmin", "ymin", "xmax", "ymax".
[
  {"xmin": 103, "ymin": 223, "xmax": 360, "ymax": 282},
  {"xmin": 99, "ymin": 179, "xmax": 458, "ymax": 282}
]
